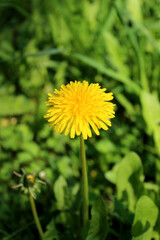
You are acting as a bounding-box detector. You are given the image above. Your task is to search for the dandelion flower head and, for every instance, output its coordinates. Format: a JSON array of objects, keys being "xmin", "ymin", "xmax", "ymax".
[{"xmin": 44, "ymin": 81, "xmax": 115, "ymax": 139}]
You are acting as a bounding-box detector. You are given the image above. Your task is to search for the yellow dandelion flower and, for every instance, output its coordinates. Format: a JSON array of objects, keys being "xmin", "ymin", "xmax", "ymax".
[{"xmin": 44, "ymin": 81, "xmax": 115, "ymax": 140}]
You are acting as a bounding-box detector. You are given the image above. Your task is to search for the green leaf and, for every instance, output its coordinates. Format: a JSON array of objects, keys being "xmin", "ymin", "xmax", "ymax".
[
  {"xmin": 153, "ymin": 125, "xmax": 160, "ymax": 156},
  {"xmin": 53, "ymin": 176, "xmax": 68, "ymax": 210},
  {"xmin": 132, "ymin": 195, "xmax": 158, "ymax": 239},
  {"xmin": 22, "ymin": 142, "xmax": 40, "ymax": 157},
  {"xmin": 0, "ymin": 125, "xmax": 33, "ymax": 151},
  {"xmin": 116, "ymin": 93, "xmax": 136, "ymax": 116},
  {"xmin": 95, "ymin": 139, "xmax": 116, "ymax": 154},
  {"xmin": 25, "ymin": 48, "xmax": 66, "ymax": 58},
  {"xmin": 116, "ymin": 152, "xmax": 144, "ymax": 211},
  {"xmin": 141, "ymin": 91, "xmax": 160, "ymax": 134},
  {"xmin": 16, "ymin": 152, "xmax": 32, "ymax": 164},
  {"xmin": 126, "ymin": 0, "xmax": 142, "ymax": 23},
  {"xmin": 131, "ymin": 223, "xmax": 151, "ymax": 240},
  {"xmin": 114, "ymin": 197, "xmax": 133, "ymax": 225},
  {"xmin": 105, "ymin": 162, "xmax": 120, "ymax": 184},
  {"xmin": 43, "ymin": 219, "xmax": 59, "ymax": 240},
  {"xmin": 72, "ymin": 52, "xmax": 141, "ymax": 94},
  {"xmin": 0, "ymin": 162, "xmax": 12, "ymax": 181},
  {"xmin": 103, "ymin": 32, "xmax": 129, "ymax": 75},
  {"xmin": 86, "ymin": 197, "xmax": 108, "ymax": 240},
  {"xmin": 56, "ymin": 156, "xmax": 73, "ymax": 178},
  {"xmin": 0, "ymin": 95, "xmax": 34, "ymax": 116},
  {"xmin": 141, "ymin": 90, "xmax": 160, "ymax": 155}
]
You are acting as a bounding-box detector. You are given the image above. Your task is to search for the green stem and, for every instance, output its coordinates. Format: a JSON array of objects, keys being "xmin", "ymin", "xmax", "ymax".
[
  {"xmin": 29, "ymin": 194, "xmax": 43, "ymax": 239},
  {"xmin": 80, "ymin": 135, "xmax": 89, "ymax": 226}
]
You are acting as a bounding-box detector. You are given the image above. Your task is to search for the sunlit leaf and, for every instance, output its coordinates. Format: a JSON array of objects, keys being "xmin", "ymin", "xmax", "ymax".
[
  {"xmin": 116, "ymin": 152, "xmax": 144, "ymax": 211},
  {"xmin": 131, "ymin": 195, "xmax": 158, "ymax": 239}
]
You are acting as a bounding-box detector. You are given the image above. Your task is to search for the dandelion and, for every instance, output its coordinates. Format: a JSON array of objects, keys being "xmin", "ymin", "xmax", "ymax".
[
  {"xmin": 13, "ymin": 169, "xmax": 44, "ymax": 239},
  {"xmin": 44, "ymin": 81, "xmax": 115, "ymax": 139},
  {"xmin": 44, "ymin": 81, "xmax": 115, "ymax": 226}
]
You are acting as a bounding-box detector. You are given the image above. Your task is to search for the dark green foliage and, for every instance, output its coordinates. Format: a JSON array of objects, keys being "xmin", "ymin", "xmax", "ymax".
[
  {"xmin": 0, "ymin": 0, "xmax": 160, "ymax": 239},
  {"xmin": 86, "ymin": 197, "xmax": 108, "ymax": 240},
  {"xmin": 43, "ymin": 220, "xmax": 59, "ymax": 240}
]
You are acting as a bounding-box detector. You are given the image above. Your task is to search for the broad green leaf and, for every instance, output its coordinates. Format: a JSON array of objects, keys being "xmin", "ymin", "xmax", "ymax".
[
  {"xmin": 105, "ymin": 162, "xmax": 120, "ymax": 184},
  {"xmin": 56, "ymin": 156, "xmax": 73, "ymax": 178},
  {"xmin": 95, "ymin": 139, "xmax": 116, "ymax": 154},
  {"xmin": 141, "ymin": 91, "xmax": 160, "ymax": 134},
  {"xmin": 116, "ymin": 152, "xmax": 144, "ymax": 211},
  {"xmin": 43, "ymin": 219, "xmax": 59, "ymax": 240},
  {"xmin": 86, "ymin": 197, "xmax": 108, "ymax": 240},
  {"xmin": 141, "ymin": 90, "xmax": 160, "ymax": 155},
  {"xmin": 126, "ymin": 0, "xmax": 142, "ymax": 23},
  {"xmin": 16, "ymin": 152, "xmax": 32, "ymax": 164},
  {"xmin": 132, "ymin": 195, "xmax": 158, "ymax": 239},
  {"xmin": 53, "ymin": 176, "xmax": 68, "ymax": 210},
  {"xmin": 22, "ymin": 142, "xmax": 39, "ymax": 157},
  {"xmin": 131, "ymin": 223, "xmax": 151, "ymax": 240}
]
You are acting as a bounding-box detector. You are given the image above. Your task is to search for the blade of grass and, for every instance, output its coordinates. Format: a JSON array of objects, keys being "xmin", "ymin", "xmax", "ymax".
[
  {"xmin": 25, "ymin": 49, "xmax": 66, "ymax": 58},
  {"xmin": 0, "ymin": 49, "xmax": 66, "ymax": 63},
  {"xmin": 114, "ymin": 4, "xmax": 149, "ymax": 92},
  {"xmin": 72, "ymin": 52, "xmax": 141, "ymax": 94}
]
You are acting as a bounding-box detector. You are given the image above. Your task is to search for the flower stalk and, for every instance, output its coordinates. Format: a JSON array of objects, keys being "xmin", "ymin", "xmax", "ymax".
[
  {"xmin": 80, "ymin": 134, "xmax": 89, "ymax": 226},
  {"xmin": 29, "ymin": 194, "xmax": 43, "ymax": 239}
]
